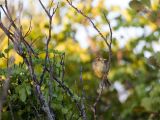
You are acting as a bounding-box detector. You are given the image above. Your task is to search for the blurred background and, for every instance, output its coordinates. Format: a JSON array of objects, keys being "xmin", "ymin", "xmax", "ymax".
[{"xmin": 0, "ymin": 0, "xmax": 160, "ymax": 119}]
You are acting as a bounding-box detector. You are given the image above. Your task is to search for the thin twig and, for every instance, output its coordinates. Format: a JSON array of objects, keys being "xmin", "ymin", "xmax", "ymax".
[
  {"xmin": 46, "ymin": 67, "xmax": 82, "ymax": 116},
  {"xmin": 103, "ymin": 13, "xmax": 113, "ymax": 73},
  {"xmin": 91, "ymin": 83, "xmax": 104, "ymax": 120},
  {"xmin": 24, "ymin": 16, "xmax": 32, "ymax": 38},
  {"xmin": 65, "ymin": 0, "xmax": 110, "ymax": 47},
  {"xmin": 0, "ymin": 1, "xmax": 55, "ymax": 119},
  {"xmin": 80, "ymin": 66, "xmax": 87, "ymax": 120},
  {"xmin": 0, "ymin": 57, "xmax": 14, "ymax": 120},
  {"xmin": 65, "ymin": 1, "xmax": 113, "ymax": 119},
  {"xmin": 60, "ymin": 53, "xmax": 65, "ymax": 82},
  {"xmin": 9, "ymin": 103, "xmax": 14, "ymax": 120},
  {"xmin": 39, "ymin": 0, "xmax": 59, "ymax": 85}
]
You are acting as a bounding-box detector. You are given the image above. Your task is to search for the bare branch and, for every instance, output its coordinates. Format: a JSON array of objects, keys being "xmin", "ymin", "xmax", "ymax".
[
  {"xmin": 0, "ymin": 1, "xmax": 113, "ymax": 119},
  {"xmin": 65, "ymin": 1, "xmax": 113, "ymax": 119},
  {"xmin": 0, "ymin": 77, "xmax": 11, "ymax": 120},
  {"xmin": 103, "ymin": 13, "xmax": 113, "ymax": 73},
  {"xmin": 0, "ymin": 1, "xmax": 55, "ymax": 119},
  {"xmin": 9, "ymin": 103, "xmax": 14, "ymax": 120},
  {"xmin": 91, "ymin": 83, "xmax": 105, "ymax": 120},
  {"xmin": 39, "ymin": 0, "xmax": 59, "ymax": 85},
  {"xmin": 24, "ymin": 16, "xmax": 32, "ymax": 38},
  {"xmin": 47, "ymin": 67, "xmax": 82, "ymax": 117},
  {"xmin": 65, "ymin": 0, "xmax": 110, "ymax": 47},
  {"xmin": 0, "ymin": 56, "xmax": 14, "ymax": 120},
  {"xmin": 0, "ymin": 22, "xmax": 14, "ymax": 42},
  {"xmin": 80, "ymin": 66, "xmax": 87, "ymax": 120},
  {"xmin": 38, "ymin": 0, "xmax": 50, "ymax": 17}
]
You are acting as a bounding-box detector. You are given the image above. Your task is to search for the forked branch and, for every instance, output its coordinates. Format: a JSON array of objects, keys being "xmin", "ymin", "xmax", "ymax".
[{"xmin": 65, "ymin": 0, "xmax": 113, "ymax": 119}]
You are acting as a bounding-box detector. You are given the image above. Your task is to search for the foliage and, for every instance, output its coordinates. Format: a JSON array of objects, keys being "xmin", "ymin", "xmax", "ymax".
[{"xmin": 0, "ymin": 0, "xmax": 160, "ymax": 120}]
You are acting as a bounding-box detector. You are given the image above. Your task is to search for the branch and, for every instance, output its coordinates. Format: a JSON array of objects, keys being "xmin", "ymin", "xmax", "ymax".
[
  {"xmin": 65, "ymin": 1, "xmax": 113, "ymax": 119},
  {"xmin": 47, "ymin": 67, "xmax": 82, "ymax": 117},
  {"xmin": 0, "ymin": 56, "xmax": 14, "ymax": 120},
  {"xmin": 65, "ymin": 0, "xmax": 110, "ymax": 47},
  {"xmin": 0, "ymin": 1, "xmax": 55, "ymax": 119},
  {"xmin": 0, "ymin": 77, "xmax": 11, "ymax": 120},
  {"xmin": 0, "ymin": 3, "xmax": 38, "ymax": 58},
  {"xmin": 80, "ymin": 66, "xmax": 87, "ymax": 120},
  {"xmin": 39, "ymin": 0, "xmax": 59, "ymax": 85},
  {"xmin": 91, "ymin": 83, "xmax": 104, "ymax": 120},
  {"xmin": 23, "ymin": 16, "xmax": 32, "ymax": 38},
  {"xmin": 103, "ymin": 13, "xmax": 113, "ymax": 73}
]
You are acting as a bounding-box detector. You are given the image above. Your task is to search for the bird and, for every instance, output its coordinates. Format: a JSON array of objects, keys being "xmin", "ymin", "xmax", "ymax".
[
  {"xmin": 92, "ymin": 57, "xmax": 111, "ymax": 87},
  {"xmin": 0, "ymin": 0, "xmax": 5, "ymax": 5}
]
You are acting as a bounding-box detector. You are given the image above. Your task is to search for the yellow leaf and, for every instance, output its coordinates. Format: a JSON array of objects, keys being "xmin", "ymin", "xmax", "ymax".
[
  {"xmin": 122, "ymin": 10, "xmax": 132, "ymax": 22},
  {"xmin": 148, "ymin": 21, "xmax": 157, "ymax": 30},
  {"xmin": 151, "ymin": 0, "xmax": 160, "ymax": 10}
]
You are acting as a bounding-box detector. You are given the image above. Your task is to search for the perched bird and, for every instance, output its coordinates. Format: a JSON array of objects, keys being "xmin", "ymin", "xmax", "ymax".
[
  {"xmin": 0, "ymin": 0, "xmax": 5, "ymax": 5},
  {"xmin": 92, "ymin": 57, "xmax": 111, "ymax": 87}
]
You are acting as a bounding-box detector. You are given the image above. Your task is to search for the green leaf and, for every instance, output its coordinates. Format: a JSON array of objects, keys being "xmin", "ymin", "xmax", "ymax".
[
  {"xmin": 0, "ymin": 52, "xmax": 5, "ymax": 58},
  {"xmin": 154, "ymin": 52, "xmax": 160, "ymax": 64},
  {"xmin": 51, "ymin": 103, "xmax": 61, "ymax": 110},
  {"xmin": 57, "ymin": 94, "xmax": 63, "ymax": 101},
  {"xmin": 25, "ymin": 84, "xmax": 31, "ymax": 95},
  {"xmin": 73, "ymin": 94, "xmax": 81, "ymax": 101},
  {"xmin": 141, "ymin": 97, "xmax": 151, "ymax": 111},
  {"xmin": 148, "ymin": 52, "xmax": 160, "ymax": 68},
  {"xmin": 141, "ymin": 0, "xmax": 151, "ymax": 7},
  {"xmin": 62, "ymin": 108, "xmax": 68, "ymax": 114},
  {"xmin": 129, "ymin": 0, "xmax": 144, "ymax": 11},
  {"xmin": 52, "ymin": 93, "xmax": 58, "ymax": 98},
  {"xmin": 44, "ymin": 89, "xmax": 49, "ymax": 102},
  {"xmin": 19, "ymin": 87, "xmax": 27, "ymax": 102},
  {"xmin": 4, "ymin": 45, "xmax": 13, "ymax": 53},
  {"xmin": 4, "ymin": 48, "xmax": 9, "ymax": 53}
]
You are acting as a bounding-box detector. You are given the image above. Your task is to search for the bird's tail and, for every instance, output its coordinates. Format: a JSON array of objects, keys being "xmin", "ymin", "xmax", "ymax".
[
  {"xmin": 102, "ymin": 75, "xmax": 111, "ymax": 87},
  {"xmin": 103, "ymin": 79, "xmax": 111, "ymax": 87}
]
